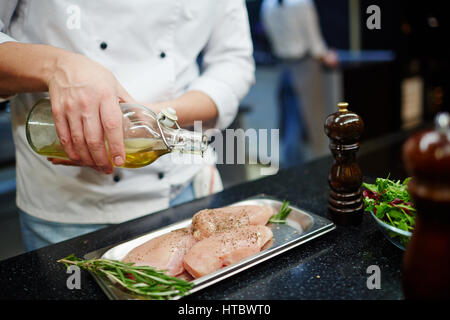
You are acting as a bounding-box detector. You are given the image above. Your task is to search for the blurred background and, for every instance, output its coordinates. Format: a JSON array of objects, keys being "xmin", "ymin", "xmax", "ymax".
[{"xmin": 1, "ymin": 0, "xmax": 448, "ymax": 260}]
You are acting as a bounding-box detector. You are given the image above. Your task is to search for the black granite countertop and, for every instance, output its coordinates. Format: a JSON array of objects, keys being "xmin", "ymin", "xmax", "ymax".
[{"xmin": 0, "ymin": 126, "xmax": 423, "ymax": 300}]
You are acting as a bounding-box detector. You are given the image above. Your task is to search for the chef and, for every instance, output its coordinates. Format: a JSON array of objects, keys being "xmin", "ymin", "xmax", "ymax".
[
  {"xmin": 261, "ymin": 0, "xmax": 338, "ymax": 161},
  {"xmin": 0, "ymin": 0, "xmax": 255, "ymax": 251}
]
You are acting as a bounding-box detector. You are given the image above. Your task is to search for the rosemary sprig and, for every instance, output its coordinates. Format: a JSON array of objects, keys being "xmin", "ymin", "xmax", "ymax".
[
  {"xmin": 269, "ymin": 200, "xmax": 292, "ymax": 224},
  {"xmin": 57, "ymin": 254, "xmax": 193, "ymax": 300}
]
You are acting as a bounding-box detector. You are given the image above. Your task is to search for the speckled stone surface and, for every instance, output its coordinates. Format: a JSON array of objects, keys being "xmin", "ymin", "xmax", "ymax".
[{"xmin": 0, "ymin": 128, "xmax": 419, "ymax": 300}]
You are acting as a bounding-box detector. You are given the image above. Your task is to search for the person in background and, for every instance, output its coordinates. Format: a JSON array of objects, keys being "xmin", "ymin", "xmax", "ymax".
[
  {"xmin": 261, "ymin": 0, "xmax": 338, "ymax": 165},
  {"xmin": 0, "ymin": 0, "xmax": 254, "ymax": 251}
]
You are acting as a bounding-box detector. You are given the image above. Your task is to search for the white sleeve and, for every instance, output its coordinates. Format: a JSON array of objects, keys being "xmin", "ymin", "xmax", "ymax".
[
  {"xmin": 0, "ymin": 0, "xmax": 19, "ymax": 44},
  {"xmin": 0, "ymin": 1, "xmax": 19, "ymax": 101},
  {"xmin": 188, "ymin": 0, "xmax": 255, "ymax": 130},
  {"xmin": 301, "ymin": 0, "xmax": 327, "ymax": 58}
]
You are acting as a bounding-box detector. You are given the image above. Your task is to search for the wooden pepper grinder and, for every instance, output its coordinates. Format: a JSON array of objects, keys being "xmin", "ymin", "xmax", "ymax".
[
  {"xmin": 324, "ymin": 102, "xmax": 365, "ymax": 225},
  {"xmin": 402, "ymin": 112, "xmax": 450, "ymax": 299}
]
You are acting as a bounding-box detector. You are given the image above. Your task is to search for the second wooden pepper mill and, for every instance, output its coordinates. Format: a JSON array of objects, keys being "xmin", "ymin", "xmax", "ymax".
[
  {"xmin": 324, "ymin": 102, "xmax": 365, "ymax": 225},
  {"xmin": 402, "ymin": 112, "xmax": 450, "ymax": 299}
]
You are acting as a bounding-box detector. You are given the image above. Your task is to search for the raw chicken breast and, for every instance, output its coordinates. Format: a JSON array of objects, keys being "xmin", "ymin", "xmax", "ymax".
[
  {"xmin": 191, "ymin": 205, "xmax": 275, "ymax": 241},
  {"xmin": 122, "ymin": 228, "xmax": 196, "ymax": 276},
  {"xmin": 176, "ymin": 271, "xmax": 195, "ymax": 282},
  {"xmin": 183, "ymin": 225, "xmax": 273, "ymax": 278}
]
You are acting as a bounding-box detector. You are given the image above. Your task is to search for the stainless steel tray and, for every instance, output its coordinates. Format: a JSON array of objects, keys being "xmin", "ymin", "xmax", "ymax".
[{"xmin": 84, "ymin": 195, "xmax": 336, "ymax": 300}]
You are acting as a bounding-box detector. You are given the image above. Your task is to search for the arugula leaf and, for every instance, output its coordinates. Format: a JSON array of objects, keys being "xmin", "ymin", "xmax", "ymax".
[
  {"xmin": 389, "ymin": 209, "xmax": 403, "ymax": 220},
  {"xmin": 362, "ymin": 182, "xmax": 378, "ymax": 193},
  {"xmin": 375, "ymin": 203, "xmax": 387, "ymax": 219},
  {"xmin": 363, "ymin": 175, "xmax": 416, "ymax": 232},
  {"xmin": 397, "ymin": 220, "xmax": 408, "ymax": 231},
  {"xmin": 403, "ymin": 177, "xmax": 411, "ymax": 186}
]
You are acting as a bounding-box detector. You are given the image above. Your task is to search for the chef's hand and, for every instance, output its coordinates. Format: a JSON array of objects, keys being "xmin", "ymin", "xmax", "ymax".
[
  {"xmin": 47, "ymin": 51, "xmax": 136, "ymax": 174},
  {"xmin": 319, "ymin": 49, "xmax": 339, "ymax": 69}
]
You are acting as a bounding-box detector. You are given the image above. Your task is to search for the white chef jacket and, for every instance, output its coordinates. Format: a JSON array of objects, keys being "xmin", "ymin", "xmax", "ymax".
[
  {"xmin": 0, "ymin": 0, "xmax": 255, "ymax": 224},
  {"xmin": 261, "ymin": 0, "xmax": 327, "ymax": 59}
]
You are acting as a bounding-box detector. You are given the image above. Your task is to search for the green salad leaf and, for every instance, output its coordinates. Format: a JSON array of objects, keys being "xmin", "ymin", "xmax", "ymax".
[{"xmin": 362, "ymin": 176, "xmax": 416, "ymax": 232}]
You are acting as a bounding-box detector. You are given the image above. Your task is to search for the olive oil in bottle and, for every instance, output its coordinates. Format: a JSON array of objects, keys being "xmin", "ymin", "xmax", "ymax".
[
  {"xmin": 36, "ymin": 138, "xmax": 171, "ymax": 168},
  {"xmin": 27, "ymin": 99, "xmax": 207, "ymax": 168},
  {"xmin": 121, "ymin": 138, "xmax": 170, "ymax": 168}
]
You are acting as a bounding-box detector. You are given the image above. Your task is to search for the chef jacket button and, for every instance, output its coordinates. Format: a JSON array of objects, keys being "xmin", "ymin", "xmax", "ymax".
[
  {"xmin": 158, "ymin": 172, "xmax": 164, "ymax": 179},
  {"xmin": 113, "ymin": 175, "xmax": 120, "ymax": 182},
  {"xmin": 160, "ymin": 51, "xmax": 166, "ymax": 58},
  {"xmin": 100, "ymin": 42, "xmax": 108, "ymax": 50}
]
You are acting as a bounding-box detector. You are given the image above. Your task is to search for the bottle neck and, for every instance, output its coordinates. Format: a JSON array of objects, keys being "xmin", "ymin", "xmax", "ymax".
[
  {"xmin": 165, "ymin": 128, "xmax": 208, "ymax": 156},
  {"xmin": 120, "ymin": 102, "xmax": 207, "ymax": 155}
]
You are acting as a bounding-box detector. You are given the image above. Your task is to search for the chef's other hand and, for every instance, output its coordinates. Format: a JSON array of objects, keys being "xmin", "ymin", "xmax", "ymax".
[
  {"xmin": 319, "ymin": 49, "xmax": 339, "ymax": 69},
  {"xmin": 47, "ymin": 157, "xmax": 103, "ymax": 172},
  {"xmin": 47, "ymin": 51, "xmax": 135, "ymax": 174}
]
